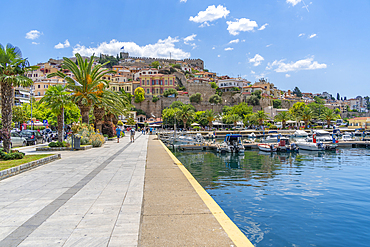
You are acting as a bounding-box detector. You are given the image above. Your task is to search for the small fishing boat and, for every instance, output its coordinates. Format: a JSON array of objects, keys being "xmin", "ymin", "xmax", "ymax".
[
  {"xmin": 341, "ymin": 134, "xmax": 352, "ymax": 141},
  {"xmin": 258, "ymin": 143, "xmax": 277, "ymax": 152},
  {"xmin": 217, "ymin": 134, "xmax": 245, "ymax": 154},
  {"xmin": 277, "ymin": 139, "xmax": 299, "ymax": 152}
]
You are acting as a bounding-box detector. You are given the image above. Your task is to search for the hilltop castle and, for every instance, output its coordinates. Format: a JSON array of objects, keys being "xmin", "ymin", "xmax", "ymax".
[{"xmin": 119, "ymin": 52, "xmax": 204, "ymax": 70}]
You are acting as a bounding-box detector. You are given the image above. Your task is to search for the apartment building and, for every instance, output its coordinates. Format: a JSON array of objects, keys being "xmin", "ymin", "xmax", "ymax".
[{"xmin": 139, "ymin": 74, "xmax": 176, "ymax": 96}]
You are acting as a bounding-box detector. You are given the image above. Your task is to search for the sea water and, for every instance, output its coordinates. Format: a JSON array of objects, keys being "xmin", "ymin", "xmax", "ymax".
[{"xmin": 174, "ymin": 148, "xmax": 370, "ymax": 247}]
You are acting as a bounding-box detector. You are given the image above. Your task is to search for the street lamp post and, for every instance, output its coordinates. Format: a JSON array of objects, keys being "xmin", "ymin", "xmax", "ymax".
[{"xmin": 30, "ymin": 86, "xmax": 34, "ymax": 130}]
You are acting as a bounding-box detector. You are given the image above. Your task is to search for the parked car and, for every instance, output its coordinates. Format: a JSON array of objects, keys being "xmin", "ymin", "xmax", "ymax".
[
  {"xmin": 0, "ymin": 132, "xmax": 27, "ymax": 148},
  {"xmin": 19, "ymin": 130, "xmax": 44, "ymax": 145}
]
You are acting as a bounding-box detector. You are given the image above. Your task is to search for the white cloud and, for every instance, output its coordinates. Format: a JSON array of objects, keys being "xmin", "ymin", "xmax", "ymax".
[
  {"xmin": 285, "ymin": 74, "xmax": 291, "ymax": 78},
  {"xmin": 266, "ymin": 44, "xmax": 272, "ymax": 47},
  {"xmin": 258, "ymin": 23, "xmax": 269, "ymax": 31},
  {"xmin": 286, "ymin": 0, "xmax": 302, "ymax": 6},
  {"xmin": 218, "ymin": 55, "xmax": 221, "ymax": 57},
  {"xmin": 72, "ymin": 37, "xmax": 190, "ymax": 59},
  {"xmin": 309, "ymin": 33, "xmax": 317, "ymax": 39},
  {"xmin": 212, "ymin": 47, "xmax": 215, "ymax": 50},
  {"xmin": 299, "ymin": 33, "xmax": 305, "ymax": 37},
  {"xmin": 189, "ymin": 5, "xmax": 229, "ymax": 24},
  {"xmin": 224, "ymin": 47, "xmax": 234, "ymax": 51},
  {"xmin": 251, "ymin": 70, "xmax": 255, "ymax": 74},
  {"xmin": 180, "ymin": 0, "xmax": 187, "ymax": 2},
  {"xmin": 254, "ymin": 73, "xmax": 266, "ymax": 79},
  {"xmin": 184, "ymin": 34, "xmax": 197, "ymax": 48},
  {"xmin": 266, "ymin": 56, "xmax": 327, "ymax": 73},
  {"xmin": 249, "ymin": 54, "xmax": 264, "ymax": 66},
  {"xmin": 228, "ymin": 39, "xmax": 239, "ymax": 44},
  {"xmin": 227, "ymin": 18, "xmax": 258, "ymax": 35},
  {"xmin": 184, "ymin": 34, "xmax": 196, "ymax": 43},
  {"xmin": 32, "ymin": 42, "xmax": 39, "ymax": 45},
  {"xmin": 25, "ymin": 30, "xmax": 41, "ymax": 40},
  {"xmin": 55, "ymin": 39, "xmax": 71, "ymax": 49}
]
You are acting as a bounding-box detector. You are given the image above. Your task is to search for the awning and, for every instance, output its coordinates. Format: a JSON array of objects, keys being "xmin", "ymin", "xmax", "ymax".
[{"xmin": 191, "ymin": 123, "xmax": 201, "ymax": 126}]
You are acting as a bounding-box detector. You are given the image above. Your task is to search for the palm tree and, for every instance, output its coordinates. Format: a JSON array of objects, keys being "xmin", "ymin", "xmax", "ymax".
[
  {"xmin": 40, "ymin": 85, "xmax": 74, "ymax": 142},
  {"xmin": 48, "ymin": 53, "xmax": 115, "ymax": 124},
  {"xmin": 254, "ymin": 110, "xmax": 269, "ymax": 127},
  {"xmin": 301, "ymin": 107, "xmax": 314, "ymax": 128},
  {"xmin": 177, "ymin": 105, "xmax": 194, "ymax": 130},
  {"xmin": 0, "ymin": 44, "xmax": 37, "ymax": 152},
  {"xmin": 274, "ymin": 111, "xmax": 290, "ymax": 129},
  {"xmin": 93, "ymin": 90, "xmax": 131, "ymax": 133},
  {"xmin": 320, "ymin": 108, "xmax": 339, "ymax": 127},
  {"xmin": 205, "ymin": 109, "xmax": 216, "ymax": 128},
  {"xmin": 229, "ymin": 114, "xmax": 241, "ymax": 129}
]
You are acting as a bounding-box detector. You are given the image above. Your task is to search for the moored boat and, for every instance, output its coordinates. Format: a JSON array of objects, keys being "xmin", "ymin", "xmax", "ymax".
[{"xmin": 258, "ymin": 143, "xmax": 277, "ymax": 152}]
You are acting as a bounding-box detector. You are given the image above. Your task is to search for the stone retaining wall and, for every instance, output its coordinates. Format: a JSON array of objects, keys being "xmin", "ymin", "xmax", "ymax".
[
  {"xmin": 36, "ymin": 145, "xmax": 92, "ymax": 151},
  {"xmin": 0, "ymin": 154, "xmax": 61, "ymax": 181}
]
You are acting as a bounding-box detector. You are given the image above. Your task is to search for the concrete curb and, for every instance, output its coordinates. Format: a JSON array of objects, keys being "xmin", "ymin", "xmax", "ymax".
[
  {"xmin": 0, "ymin": 154, "xmax": 61, "ymax": 181},
  {"xmin": 36, "ymin": 145, "xmax": 92, "ymax": 151}
]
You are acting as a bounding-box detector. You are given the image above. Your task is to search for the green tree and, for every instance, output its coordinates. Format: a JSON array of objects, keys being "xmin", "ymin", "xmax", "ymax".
[
  {"xmin": 134, "ymin": 87, "xmax": 145, "ymax": 103},
  {"xmin": 169, "ymin": 101, "xmax": 184, "ymax": 109},
  {"xmin": 48, "ymin": 53, "xmax": 115, "ymax": 124},
  {"xmin": 274, "ymin": 111, "xmax": 290, "ymax": 129},
  {"xmin": 308, "ymin": 102, "xmax": 327, "ymax": 119},
  {"xmin": 243, "ymin": 113, "xmax": 255, "ymax": 127},
  {"xmin": 252, "ymin": 90, "xmax": 262, "ymax": 99},
  {"xmin": 163, "ymin": 88, "xmax": 178, "ymax": 97},
  {"xmin": 12, "ymin": 106, "xmax": 28, "ymax": 125},
  {"xmin": 40, "ymin": 85, "xmax": 74, "ymax": 142},
  {"xmin": 193, "ymin": 111, "xmax": 208, "ymax": 126},
  {"xmin": 152, "ymin": 95, "xmax": 160, "ymax": 103},
  {"xmin": 246, "ymin": 95, "xmax": 260, "ymax": 106},
  {"xmin": 293, "ymin": 87, "xmax": 302, "ymax": 98},
  {"xmin": 289, "ymin": 102, "xmax": 307, "ymax": 119},
  {"xmin": 189, "ymin": 92, "xmax": 202, "ymax": 103},
  {"xmin": 337, "ymin": 93, "xmax": 340, "ymax": 101},
  {"xmin": 172, "ymin": 64, "xmax": 181, "ymax": 69},
  {"xmin": 151, "ymin": 61, "xmax": 160, "ymax": 69},
  {"xmin": 229, "ymin": 114, "xmax": 241, "ymax": 128},
  {"xmin": 314, "ymin": 96, "xmax": 325, "ymax": 104},
  {"xmin": 177, "ymin": 105, "xmax": 194, "ymax": 129},
  {"xmin": 301, "ymin": 107, "xmax": 314, "ymax": 128},
  {"xmin": 272, "ymin": 99, "xmax": 282, "ymax": 109},
  {"xmin": 320, "ymin": 108, "xmax": 339, "ymax": 127},
  {"xmin": 0, "ymin": 43, "xmax": 36, "ymax": 152},
  {"xmin": 254, "ymin": 110, "xmax": 269, "ymax": 126},
  {"xmin": 209, "ymin": 82, "xmax": 218, "ymax": 89},
  {"xmin": 205, "ymin": 110, "xmax": 216, "ymax": 128},
  {"xmin": 230, "ymin": 102, "xmax": 253, "ymax": 117},
  {"xmin": 209, "ymin": 94, "xmax": 222, "ymax": 104},
  {"xmin": 162, "ymin": 108, "xmax": 180, "ymax": 126}
]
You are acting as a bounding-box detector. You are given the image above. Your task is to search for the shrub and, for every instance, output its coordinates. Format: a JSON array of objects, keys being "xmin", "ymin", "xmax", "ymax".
[
  {"xmin": 91, "ymin": 134, "xmax": 105, "ymax": 147},
  {"xmin": 49, "ymin": 141, "xmax": 65, "ymax": 147},
  {"xmin": 117, "ymin": 120, "xmax": 124, "ymax": 126},
  {"xmin": 189, "ymin": 93, "xmax": 202, "ymax": 103},
  {"xmin": 269, "ymin": 125, "xmax": 278, "ymax": 130},
  {"xmin": 0, "ymin": 149, "xmax": 25, "ymax": 160},
  {"xmin": 103, "ymin": 134, "xmax": 109, "ymax": 138},
  {"xmin": 152, "ymin": 95, "xmax": 160, "ymax": 103}
]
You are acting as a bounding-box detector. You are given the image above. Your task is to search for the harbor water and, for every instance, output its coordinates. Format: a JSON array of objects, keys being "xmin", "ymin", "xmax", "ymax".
[{"xmin": 173, "ymin": 148, "xmax": 370, "ymax": 246}]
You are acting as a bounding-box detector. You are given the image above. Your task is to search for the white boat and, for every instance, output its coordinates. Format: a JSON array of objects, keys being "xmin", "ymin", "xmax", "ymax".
[
  {"xmin": 258, "ymin": 143, "xmax": 277, "ymax": 152},
  {"xmin": 296, "ymin": 141, "xmax": 325, "ymax": 151},
  {"xmin": 341, "ymin": 134, "xmax": 352, "ymax": 141},
  {"xmin": 217, "ymin": 134, "xmax": 245, "ymax": 154},
  {"xmin": 314, "ymin": 130, "xmax": 333, "ymax": 142},
  {"xmin": 246, "ymin": 132, "xmax": 256, "ymax": 138},
  {"xmin": 292, "ymin": 130, "xmax": 309, "ymax": 137}
]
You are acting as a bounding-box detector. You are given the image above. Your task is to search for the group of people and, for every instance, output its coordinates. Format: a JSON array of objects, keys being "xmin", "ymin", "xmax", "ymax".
[
  {"xmin": 115, "ymin": 126, "xmax": 156, "ymax": 143},
  {"xmin": 115, "ymin": 126, "xmax": 135, "ymax": 143}
]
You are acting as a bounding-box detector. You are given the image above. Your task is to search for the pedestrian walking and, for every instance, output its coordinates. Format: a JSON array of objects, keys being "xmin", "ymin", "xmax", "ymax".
[
  {"xmin": 130, "ymin": 128, "xmax": 135, "ymax": 142},
  {"xmin": 116, "ymin": 126, "xmax": 122, "ymax": 143}
]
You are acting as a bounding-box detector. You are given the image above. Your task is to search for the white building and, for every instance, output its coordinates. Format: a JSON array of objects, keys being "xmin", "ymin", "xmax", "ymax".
[
  {"xmin": 134, "ymin": 68, "xmax": 159, "ymax": 81},
  {"xmin": 217, "ymin": 79, "xmax": 250, "ymax": 92}
]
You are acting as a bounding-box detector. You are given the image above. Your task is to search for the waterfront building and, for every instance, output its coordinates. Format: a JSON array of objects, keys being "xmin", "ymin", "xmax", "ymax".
[
  {"xmin": 348, "ymin": 117, "xmax": 370, "ymax": 129},
  {"xmin": 139, "ymin": 74, "xmax": 176, "ymax": 96},
  {"xmin": 134, "ymin": 68, "xmax": 159, "ymax": 81}
]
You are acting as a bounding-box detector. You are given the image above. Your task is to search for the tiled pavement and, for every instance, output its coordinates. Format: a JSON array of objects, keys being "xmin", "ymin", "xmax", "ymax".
[{"xmin": 0, "ymin": 134, "xmax": 148, "ymax": 247}]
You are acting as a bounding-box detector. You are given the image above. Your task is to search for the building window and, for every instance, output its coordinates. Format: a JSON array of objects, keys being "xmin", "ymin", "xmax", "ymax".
[
  {"xmin": 147, "ymin": 89, "xmax": 149, "ymax": 94},
  {"xmin": 38, "ymin": 92, "xmax": 40, "ymax": 96},
  {"xmin": 38, "ymin": 85, "xmax": 40, "ymax": 88},
  {"xmin": 165, "ymin": 80, "xmax": 168, "ymax": 85},
  {"xmin": 170, "ymin": 79, "xmax": 173, "ymax": 85},
  {"xmin": 156, "ymin": 80, "xmax": 159, "ymax": 85},
  {"xmin": 156, "ymin": 89, "xmax": 159, "ymax": 94},
  {"xmin": 152, "ymin": 80, "xmax": 155, "ymax": 85}
]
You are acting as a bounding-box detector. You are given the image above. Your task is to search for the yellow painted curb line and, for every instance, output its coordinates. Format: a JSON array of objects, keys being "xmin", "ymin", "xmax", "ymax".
[{"xmin": 160, "ymin": 141, "xmax": 254, "ymax": 247}]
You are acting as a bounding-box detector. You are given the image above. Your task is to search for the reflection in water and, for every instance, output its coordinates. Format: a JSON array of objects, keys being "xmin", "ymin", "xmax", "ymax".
[{"xmin": 174, "ymin": 149, "xmax": 370, "ymax": 247}]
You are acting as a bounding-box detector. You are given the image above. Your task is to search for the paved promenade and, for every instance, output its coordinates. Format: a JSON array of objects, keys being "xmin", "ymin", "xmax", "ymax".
[
  {"xmin": 0, "ymin": 134, "xmax": 250, "ymax": 246},
  {"xmin": 0, "ymin": 134, "xmax": 147, "ymax": 246}
]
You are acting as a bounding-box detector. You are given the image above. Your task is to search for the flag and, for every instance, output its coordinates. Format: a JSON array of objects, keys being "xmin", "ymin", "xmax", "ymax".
[{"xmin": 121, "ymin": 46, "xmax": 124, "ymax": 50}]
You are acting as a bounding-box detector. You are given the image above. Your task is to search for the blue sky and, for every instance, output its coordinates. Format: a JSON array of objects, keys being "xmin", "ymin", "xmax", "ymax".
[{"xmin": 1, "ymin": 0, "xmax": 369, "ymax": 98}]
